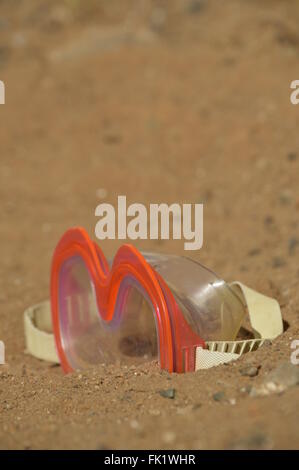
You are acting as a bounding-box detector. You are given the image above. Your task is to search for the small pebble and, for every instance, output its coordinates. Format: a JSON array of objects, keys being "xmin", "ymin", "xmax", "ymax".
[
  {"xmin": 240, "ymin": 265, "xmax": 248, "ymax": 272},
  {"xmin": 279, "ymin": 189, "xmax": 293, "ymax": 205},
  {"xmin": 212, "ymin": 391, "xmax": 226, "ymax": 402},
  {"xmin": 159, "ymin": 388, "xmax": 175, "ymax": 399},
  {"xmin": 239, "ymin": 366, "xmax": 259, "ymax": 377},
  {"xmin": 229, "ymin": 432, "xmax": 273, "ymax": 450},
  {"xmin": 250, "ymin": 362, "xmax": 299, "ymax": 396},
  {"xmin": 187, "ymin": 0, "xmax": 204, "ymax": 14},
  {"xmin": 264, "ymin": 215, "xmax": 274, "ymax": 226},
  {"xmin": 102, "ymin": 133, "xmax": 122, "ymax": 145},
  {"xmin": 248, "ymin": 248, "xmax": 261, "ymax": 257},
  {"xmin": 240, "ymin": 385, "xmax": 252, "ymax": 394},
  {"xmin": 267, "ymin": 362, "xmax": 299, "ymax": 389},
  {"xmin": 287, "ymin": 152, "xmax": 297, "ymax": 161},
  {"xmin": 272, "ymin": 257, "xmax": 286, "ymax": 268},
  {"xmin": 288, "ymin": 237, "xmax": 299, "ymax": 255}
]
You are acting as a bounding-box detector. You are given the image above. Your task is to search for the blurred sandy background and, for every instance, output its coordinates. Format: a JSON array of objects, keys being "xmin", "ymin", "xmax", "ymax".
[{"xmin": 0, "ymin": 0, "xmax": 299, "ymax": 449}]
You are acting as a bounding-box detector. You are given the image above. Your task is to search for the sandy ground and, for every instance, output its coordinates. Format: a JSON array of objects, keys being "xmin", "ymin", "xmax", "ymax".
[{"xmin": 1, "ymin": 0, "xmax": 299, "ymax": 449}]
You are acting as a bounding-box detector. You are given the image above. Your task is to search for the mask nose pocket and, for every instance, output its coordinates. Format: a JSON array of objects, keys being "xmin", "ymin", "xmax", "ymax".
[{"xmin": 113, "ymin": 280, "xmax": 159, "ymax": 364}]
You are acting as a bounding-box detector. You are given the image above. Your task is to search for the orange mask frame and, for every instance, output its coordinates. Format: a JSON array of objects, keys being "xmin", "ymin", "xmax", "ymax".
[{"xmin": 51, "ymin": 227, "xmax": 205, "ymax": 373}]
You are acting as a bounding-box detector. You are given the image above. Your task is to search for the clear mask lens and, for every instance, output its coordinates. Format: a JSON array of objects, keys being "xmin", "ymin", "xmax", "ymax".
[{"xmin": 58, "ymin": 256, "xmax": 158, "ymax": 369}]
